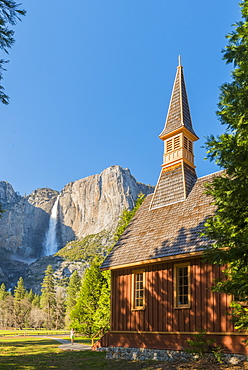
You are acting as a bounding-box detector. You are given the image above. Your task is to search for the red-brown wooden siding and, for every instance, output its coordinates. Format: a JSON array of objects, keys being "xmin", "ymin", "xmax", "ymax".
[{"xmin": 109, "ymin": 258, "xmax": 248, "ymax": 354}]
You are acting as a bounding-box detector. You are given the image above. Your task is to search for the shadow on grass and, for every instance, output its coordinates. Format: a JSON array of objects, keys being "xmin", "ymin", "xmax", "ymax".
[
  {"xmin": 0, "ymin": 338, "xmax": 56, "ymax": 348},
  {"xmin": 0, "ymin": 339, "xmax": 107, "ymax": 370}
]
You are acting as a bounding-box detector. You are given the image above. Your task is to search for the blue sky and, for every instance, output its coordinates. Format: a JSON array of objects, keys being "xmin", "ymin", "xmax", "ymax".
[{"xmin": 0, "ymin": 1, "xmax": 240, "ymax": 195}]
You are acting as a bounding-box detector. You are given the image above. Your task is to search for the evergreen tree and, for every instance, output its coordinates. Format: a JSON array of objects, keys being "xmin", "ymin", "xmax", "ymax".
[
  {"xmin": 14, "ymin": 277, "xmax": 25, "ymax": 301},
  {"xmin": 66, "ymin": 270, "xmax": 81, "ymax": 311},
  {"xmin": 40, "ymin": 265, "xmax": 56, "ymax": 329},
  {"xmin": 204, "ymin": 0, "xmax": 248, "ymax": 333},
  {"xmin": 13, "ymin": 277, "xmax": 30, "ymax": 328},
  {"xmin": 92, "ymin": 270, "xmax": 111, "ymax": 333},
  {"xmin": 0, "ymin": 1, "xmax": 26, "ymax": 104},
  {"xmin": 70, "ymin": 257, "xmax": 107, "ymax": 335},
  {"xmin": 65, "ymin": 270, "xmax": 81, "ymax": 327},
  {"xmin": 32, "ymin": 294, "xmax": 41, "ymax": 307},
  {"xmin": 0, "ymin": 283, "xmax": 11, "ymax": 327},
  {"xmin": 26, "ymin": 289, "xmax": 34, "ymax": 303},
  {"xmin": 114, "ymin": 193, "xmax": 145, "ymax": 241},
  {"xmin": 0, "ymin": 283, "xmax": 8, "ymax": 300}
]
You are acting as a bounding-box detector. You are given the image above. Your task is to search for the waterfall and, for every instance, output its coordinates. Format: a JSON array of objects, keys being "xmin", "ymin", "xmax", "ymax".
[{"xmin": 42, "ymin": 196, "xmax": 59, "ymax": 256}]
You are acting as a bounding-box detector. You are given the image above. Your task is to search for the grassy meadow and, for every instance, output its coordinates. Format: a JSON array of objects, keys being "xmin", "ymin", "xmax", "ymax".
[
  {"xmin": 0, "ymin": 333, "xmax": 246, "ymax": 370},
  {"xmin": 0, "ymin": 329, "xmax": 69, "ymax": 337},
  {"xmin": 0, "ymin": 336, "xmax": 105, "ymax": 369},
  {"xmin": 0, "ymin": 335, "xmax": 157, "ymax": 370}
]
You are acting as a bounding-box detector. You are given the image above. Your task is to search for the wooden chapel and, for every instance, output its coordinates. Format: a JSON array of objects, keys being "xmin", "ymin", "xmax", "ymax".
[{"xmin": 97, "ymin": 61, "xmax": 248, "ymax": 354}]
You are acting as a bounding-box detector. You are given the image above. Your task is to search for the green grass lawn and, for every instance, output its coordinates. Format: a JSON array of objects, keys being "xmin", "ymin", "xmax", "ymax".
[
  {"xmin": 0, "ymin": 337, "xmax": 158, "ymax": 370},
  {"xmin": 0, "ymin": 330, "xmax": 92, "ymax": 346},
  {"xmin": 0, "ymin": 329, "xmax": 69, "ymax": 337}
]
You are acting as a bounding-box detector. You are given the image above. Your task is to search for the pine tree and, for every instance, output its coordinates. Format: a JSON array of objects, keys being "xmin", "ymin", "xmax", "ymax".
[
  {"xmin": 26, "ymin": 289, "xmax": 34, "ymax": 303},
  {"xmin": 66, "ymin": 270, "xmax": 81, "ymax": 311},
  {"xmin": 92, "ymin": 270, "xmax": 111, "ymax": 333},
  {"xmin": 65, "ymin": 270, "xmax": 81, "ymax": 327},
  {"xmin": 0, "ymin": 1, "xmax": 26, "ymax": 104},
  {"xmin": 32, "ymin": 294, "xmax": 41, "ymax": 307},
  {"xmin": 114, "ymin": 193, "xmax": 145, "ymax": 241},
  {"xmin": 204, "ymin": 0, "xmax": 248, "ymax": 332},
  {"xmin": 0, "ymin": 283, "xmax": 10, "ymax": 327},
  {"xmin": 70, "ymin": 258, "xmax": 106, "ymax": 335},
  {"xmin": 0, "ymin": 283, "xmax": 8, "ymax": 300},
  {"xmin": 14, "ymin": 277, "xmax": 25, "ymax": 301},
  {"xmin": 13, "ymin": 277, "xmax": 30, "ymax": 328},
  {"xmin": 40, "ymin": 265, "xmax": 56, "ymax": 329}
]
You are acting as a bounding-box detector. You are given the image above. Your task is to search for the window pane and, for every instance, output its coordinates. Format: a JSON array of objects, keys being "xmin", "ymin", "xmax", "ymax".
[
  {"xmin": 177, "ymin": 265, "xmax": 189, "ymax": 306},
  {"xmin": 134, "ymin": 272, "xmax": 144, "ymax": 308}
]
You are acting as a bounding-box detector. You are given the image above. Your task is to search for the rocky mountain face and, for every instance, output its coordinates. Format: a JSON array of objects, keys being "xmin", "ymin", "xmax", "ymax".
[
  {"xmin": 0, "ymin": 183, "xmax": 59, "ymax": 258},
  {"xmin": 0, "ymin": 165, "xmax": 154, "ymax": 291}
]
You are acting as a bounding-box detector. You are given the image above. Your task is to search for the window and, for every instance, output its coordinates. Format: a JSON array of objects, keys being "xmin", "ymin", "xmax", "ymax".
[
  {"xmin": 174, "ymin": 263, "xmax": 190, "ymax": 308},
  {"xmin": 183, "ymin": 136, "xmax": 193, "ymax": 153},
  {"xmin": 166, "ymin": 139, "xmax": 173, "ymax": 152},
  {"xmin": 184, "ymin": 136, "xmax": 188, "ymax": 149},
  {"xmin": 189, "ymin": 140, "xmax": 193, "ymax": 153},
  {"xmin": 132, "ymin": 270, "xmax": 145, "ymax": 310},
  {"xmin": 166, "ymin": 136, "xmax": 181, "ymax": 153},
  {"xmin": 174, "ymin": 136, "xmax": 180, "ymax": 149}
]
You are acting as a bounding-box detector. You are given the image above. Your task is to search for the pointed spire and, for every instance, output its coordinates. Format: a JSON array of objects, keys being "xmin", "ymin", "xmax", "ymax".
[
  {"xmin": 159, "ymin": 61, "xmax": 198, "ymax": 139},
  {"xmin": 149, "ymin": 60, "xmax": 198, "ymax": 210},
  {"xmin": 178, "ymin": 55, "xmax": 181, "ymax": 67}
]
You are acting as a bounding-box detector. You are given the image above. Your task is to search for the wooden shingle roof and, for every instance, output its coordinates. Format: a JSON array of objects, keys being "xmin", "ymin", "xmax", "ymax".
[
  {"xmin": 101, "ymin": 172, "xmax": 219, "ymax": 270},
  {"xmin": 159, "ymin": 65, "xmax": 198, "ymax": 139},
  {"xmin": 150, "ymin": 163, "xmax": 197, "ymax": 210}
]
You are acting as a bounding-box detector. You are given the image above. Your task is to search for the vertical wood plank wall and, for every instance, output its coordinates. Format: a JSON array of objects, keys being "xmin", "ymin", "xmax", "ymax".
[{"xmin": 111, "ymin": 258, "xmax": 234, "ymax": 333}]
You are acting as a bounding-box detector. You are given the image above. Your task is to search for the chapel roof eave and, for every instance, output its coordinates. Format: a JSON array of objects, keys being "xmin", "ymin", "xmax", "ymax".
[{"xmin": 159, "ymin": 125, "xmax": 199, "ymax": 142}]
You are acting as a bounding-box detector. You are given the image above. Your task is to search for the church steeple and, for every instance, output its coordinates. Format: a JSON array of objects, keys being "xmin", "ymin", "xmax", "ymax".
[
  {"xmin": 159, "ymin": 58, "xmax": 198, "ymax": 140},
  {"xmin": 150, "ymin": 60, "xmax": 199, "ymax": 210}
]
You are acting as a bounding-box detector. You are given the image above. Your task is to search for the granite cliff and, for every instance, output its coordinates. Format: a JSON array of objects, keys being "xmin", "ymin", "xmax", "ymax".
[{"xmin": 0, "ymin": 165, "xmax": 154, "ymax": 291}]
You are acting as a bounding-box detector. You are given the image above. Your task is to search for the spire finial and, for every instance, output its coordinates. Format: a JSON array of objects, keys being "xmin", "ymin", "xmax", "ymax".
[{"xmin": 178, "ymin": 55, "xmax": 181, "ymax": 67}]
